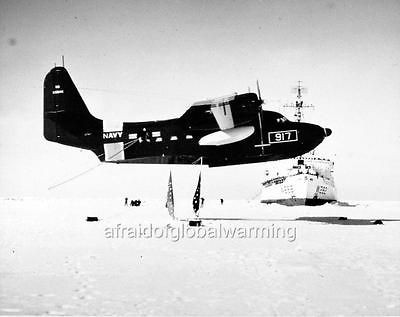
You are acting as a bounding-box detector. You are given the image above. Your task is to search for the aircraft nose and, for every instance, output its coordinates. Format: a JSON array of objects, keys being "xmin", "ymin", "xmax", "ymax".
[
  {"xmin": 324, "ymin": 128, "xmax": 332, "ymax": 137},
  {"xmin": 298, "ymin": 123, "xmax": 328, "ymax": 153}
]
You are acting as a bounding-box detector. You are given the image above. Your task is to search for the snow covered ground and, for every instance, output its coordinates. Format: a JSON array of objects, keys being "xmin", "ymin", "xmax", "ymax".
[{"xmin": 1, "ymin": 198, "xmax": 399, "ymax": 315}]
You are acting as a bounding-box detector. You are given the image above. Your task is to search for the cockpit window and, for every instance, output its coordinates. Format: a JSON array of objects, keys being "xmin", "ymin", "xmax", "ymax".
[
  {"xmin": 263, "ymin": 111, "xmax": 289, "ymax": 124},
  {"xmin": 277, "ymin": 116, "xmax": 288, "ymax": 123}
]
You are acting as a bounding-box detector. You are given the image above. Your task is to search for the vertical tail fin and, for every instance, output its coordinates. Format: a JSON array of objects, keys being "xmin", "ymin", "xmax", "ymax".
[{"xmin": 43, "ymin": 67, "xmax": 103, "ymax": 150}]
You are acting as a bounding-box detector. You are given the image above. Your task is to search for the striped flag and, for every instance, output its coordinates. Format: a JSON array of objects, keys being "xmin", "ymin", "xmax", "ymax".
[
  {"xmin": 166, "ymin": 171, "xmax": 175, "ymax": 220},
  {"xmin": 192, "ymin": 172, "xmax": 201, "ymax": 217}
]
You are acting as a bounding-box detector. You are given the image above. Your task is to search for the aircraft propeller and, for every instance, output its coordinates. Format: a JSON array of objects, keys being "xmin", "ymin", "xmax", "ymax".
[
  {"xmin": 256, "ymin": 80, "xmax": 265, "ymax": 153},
  {"xmin": 256, "ymin": 80, "xmax": 263, "ymax": 104}
]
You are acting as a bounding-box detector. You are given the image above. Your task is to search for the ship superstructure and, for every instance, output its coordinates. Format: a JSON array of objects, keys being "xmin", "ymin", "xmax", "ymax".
[{"xmin": 260, "ymin": 82, "xmax": 337, "ymax": 206}]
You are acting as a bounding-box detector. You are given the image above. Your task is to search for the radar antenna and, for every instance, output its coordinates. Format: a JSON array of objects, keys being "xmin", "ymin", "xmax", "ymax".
[{"xmin": 284, "ymin": 81, "xmax": 314, "ymax": 122}]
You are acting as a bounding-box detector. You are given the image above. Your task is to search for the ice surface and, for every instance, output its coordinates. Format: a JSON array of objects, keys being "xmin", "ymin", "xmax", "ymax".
[{"xmin": 0, "ymin": 198, "xmax": 399, "ymax": 315}]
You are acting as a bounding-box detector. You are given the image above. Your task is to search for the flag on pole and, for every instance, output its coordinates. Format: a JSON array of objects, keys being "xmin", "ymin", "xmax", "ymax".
[
  {"xmin": 166, "ymin": 171, "xmax": 175, "ymax": 220},
  {"xmin": 192, "ymin": 172, "xmax": 201, "ymax": 217}
]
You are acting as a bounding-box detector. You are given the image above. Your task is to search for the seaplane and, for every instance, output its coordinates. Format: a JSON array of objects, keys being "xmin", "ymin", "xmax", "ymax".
[{"xmin": 44, "ymin": 66, "xmax": 332, "ymax": 167}]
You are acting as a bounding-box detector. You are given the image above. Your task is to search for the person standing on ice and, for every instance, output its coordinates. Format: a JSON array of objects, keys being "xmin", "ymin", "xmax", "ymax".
[{"xmin": 124, "ymin": 197, "xmax": 128, "ymax": 206}]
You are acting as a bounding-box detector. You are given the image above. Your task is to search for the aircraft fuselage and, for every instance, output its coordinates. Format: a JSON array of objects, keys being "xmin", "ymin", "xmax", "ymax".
[
  {"xmin": 98, "ymin": 113, "xmax": 328, "ymax": 167},
  {"xmin": 43, "ymin": 67, "xmax": 331, "ymax": 167}
]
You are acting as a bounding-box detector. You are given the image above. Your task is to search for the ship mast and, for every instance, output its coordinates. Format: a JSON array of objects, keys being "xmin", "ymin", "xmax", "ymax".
[
  {"xmin": 284, "ymin": 81, "xmax": 315, "ymax": 158},
  {"xmin": 284, "ymin": 81, "xmax": 313, "ymax": 122}
]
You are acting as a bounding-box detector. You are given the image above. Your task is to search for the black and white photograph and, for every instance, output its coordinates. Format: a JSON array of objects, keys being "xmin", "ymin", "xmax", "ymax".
[{"xmin": 1, "ymin": 0, "xmax": 399, "ymax": 315}]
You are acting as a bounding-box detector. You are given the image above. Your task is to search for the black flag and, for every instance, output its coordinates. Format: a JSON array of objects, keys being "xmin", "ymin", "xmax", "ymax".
[
  {"xmin": 192, "ymin": 172, "xmax": 201, "ymax": 217},
  {"xmin": 166, "ymin": 171, "xmax": 175, "ymax": 219}
]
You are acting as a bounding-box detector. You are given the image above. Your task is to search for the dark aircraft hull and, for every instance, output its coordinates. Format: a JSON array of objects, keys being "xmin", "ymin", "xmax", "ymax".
[{"xmin": 44, "ymin": 67, "xmax": 331, "ymax": 167}]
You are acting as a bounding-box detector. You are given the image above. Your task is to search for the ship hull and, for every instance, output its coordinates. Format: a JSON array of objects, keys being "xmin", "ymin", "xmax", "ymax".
[{"xmin": 260, "ymin": 173, "xmax": 337, "ymax": 206}]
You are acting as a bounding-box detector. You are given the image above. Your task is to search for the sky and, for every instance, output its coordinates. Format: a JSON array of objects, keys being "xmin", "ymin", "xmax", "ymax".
[{"xmin": 0, "ymin": 0, "xmax": 399, "ymax": 200}]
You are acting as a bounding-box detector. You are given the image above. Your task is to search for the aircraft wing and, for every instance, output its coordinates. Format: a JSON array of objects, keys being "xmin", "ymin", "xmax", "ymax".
[{"xmin": 180, "ymin": 92, "xmax": 261, "ymax": 131}]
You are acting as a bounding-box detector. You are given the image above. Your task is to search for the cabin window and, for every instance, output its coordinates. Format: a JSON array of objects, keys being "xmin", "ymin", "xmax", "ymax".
[
  {"xmin": 155, "ymin": 137, "xmax": 162, "ymax": 142},
  {"xmin": 152, "ymin": 131, "xmax": 161, "ymax": 137},
  {"xmin": 170, "ymin": 136, "xmax": 178, "ymax": 141},
  {"xmin": 129, "ymin": 133, "xmax": 138, "ymax": 139},
  {"xmin": 186, "ymin": 135, "xmax": 193, "ymax": 139}
]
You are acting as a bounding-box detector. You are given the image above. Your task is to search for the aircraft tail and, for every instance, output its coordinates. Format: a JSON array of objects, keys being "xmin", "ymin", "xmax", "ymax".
[{"xmin": 43, "ymin": 67, "xmax": 103, "ymax": 150}]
